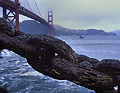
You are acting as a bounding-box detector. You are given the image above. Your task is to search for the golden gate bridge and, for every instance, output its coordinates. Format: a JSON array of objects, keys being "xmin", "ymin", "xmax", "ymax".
[{"xmin": 0, "ymin": 0, "xmax": 53, "ymax": 34}]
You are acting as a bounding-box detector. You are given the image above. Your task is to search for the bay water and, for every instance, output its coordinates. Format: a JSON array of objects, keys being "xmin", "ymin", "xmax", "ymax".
[{"xmin": 0, "ymin": 36, "xmax": 120, "ymax": 93}]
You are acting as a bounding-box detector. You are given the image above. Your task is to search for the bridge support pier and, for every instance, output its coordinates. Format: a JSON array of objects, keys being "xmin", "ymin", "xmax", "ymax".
[
  {"xmin": 3, "ymin": 7, "xmax": 6, "ymax": 19},
  {"xmin": 15, "ymin": 0, "xmax": 19, "ymax": 31},
  {"xmin": 2, "ymin": 0, "xmax": 20, "ymax": 31},
  {"xmin": 6, "ymin": 10, "xmax": 16, "ymax": 28}
]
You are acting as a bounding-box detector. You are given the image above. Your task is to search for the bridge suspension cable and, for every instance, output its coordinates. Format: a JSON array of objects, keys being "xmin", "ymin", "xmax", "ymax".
[
  {"xmin": 24, "ymin": 0, "xmax": 25, "ymax": 8},
  {"xmin": 33, "ymin": 0, "xmax": 43, "ymax": 18},
  {"xmin": 44, "ymin": 12, "xmax": 48, "ymax": 21},
  {"xmin": 25, "ymin": 0, "xmax": 33, "ymax": 12}
]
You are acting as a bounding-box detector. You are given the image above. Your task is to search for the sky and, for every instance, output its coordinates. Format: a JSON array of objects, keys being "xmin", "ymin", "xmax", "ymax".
[{"xmin": 1, "ymin": 0, "xmax": 120, "ymax": 32}]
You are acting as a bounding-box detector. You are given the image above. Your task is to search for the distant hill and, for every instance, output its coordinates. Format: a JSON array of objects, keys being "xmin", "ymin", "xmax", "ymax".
[
  {"xmin": 19, "ymin": 20, "xmax": 55, "ymax": 35},
  {"xmin": 111, "ymin": 30, "xmax": 120, "ymax": 36},
  {"xmin": 54, "ymin": 25, "xmax": 116, "ymax": 36},
  {"xmin": 19, "ymin": 20, "xmax": 116, "ymax": 36}
]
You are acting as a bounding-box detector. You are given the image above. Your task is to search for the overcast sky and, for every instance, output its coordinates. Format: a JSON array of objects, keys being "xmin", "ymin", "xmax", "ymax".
[{"xmin": 1, "ymin": 0, "xmax": 120, "ymax": 31}]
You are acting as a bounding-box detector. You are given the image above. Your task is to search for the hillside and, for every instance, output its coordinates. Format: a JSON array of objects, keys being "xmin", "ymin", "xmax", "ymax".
[
  {"xmin": 19, "ymin": 20, "xmax": 116, "ymax": 36},
  {"xmin": 54, "ymin": 25, "xmax": 116, "ymax": 36},
  {"xmin": 19, "ymin": 20, "xmax": 55, "ymax": 35},
  {"xmin": 111, "ymin": 30, "xmax": 120, "ymax": 36}
]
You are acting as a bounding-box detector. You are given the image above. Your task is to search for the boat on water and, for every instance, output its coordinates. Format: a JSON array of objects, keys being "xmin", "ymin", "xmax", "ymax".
[{"xmin": 80, "ymin": 35, "xmax": 84, "ymax": 39}]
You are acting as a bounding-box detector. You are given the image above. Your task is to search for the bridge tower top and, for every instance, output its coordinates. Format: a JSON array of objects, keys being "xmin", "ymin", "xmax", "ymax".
[
  {"xmin": 48, "ymin": 11, "xmax": 53, "ymax": 35},
  {"xmin": 48, "ymin": 11, "xmax": 53, "ymax": 27}
]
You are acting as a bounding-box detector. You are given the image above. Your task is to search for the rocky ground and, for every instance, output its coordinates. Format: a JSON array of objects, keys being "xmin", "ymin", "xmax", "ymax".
[{"xmin": 0, "ymin": 18, "xmax": 120, "ymax": 93}]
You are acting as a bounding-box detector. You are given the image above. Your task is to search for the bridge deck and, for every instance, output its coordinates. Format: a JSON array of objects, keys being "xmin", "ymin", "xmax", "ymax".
[{"xmin": 0, "ymin": 0, "xmax": 52, "ymax": 28}]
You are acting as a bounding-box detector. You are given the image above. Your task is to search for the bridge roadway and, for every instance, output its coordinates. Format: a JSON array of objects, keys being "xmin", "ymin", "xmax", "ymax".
[{"xmin": 0, "ymin": 0, "xmax": 52, "ymax": 28}]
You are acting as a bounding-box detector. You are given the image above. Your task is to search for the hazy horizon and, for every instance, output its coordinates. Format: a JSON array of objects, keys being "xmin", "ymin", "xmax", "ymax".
[{"xmin": 1, "ymin": 0, "xmax": 120, "ymax": 32}]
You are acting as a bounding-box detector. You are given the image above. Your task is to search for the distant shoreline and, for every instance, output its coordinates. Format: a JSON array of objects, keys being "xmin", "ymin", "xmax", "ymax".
[{"xmin": 20, "ymin": 20, "xmax": 117, "ymax": 36}]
